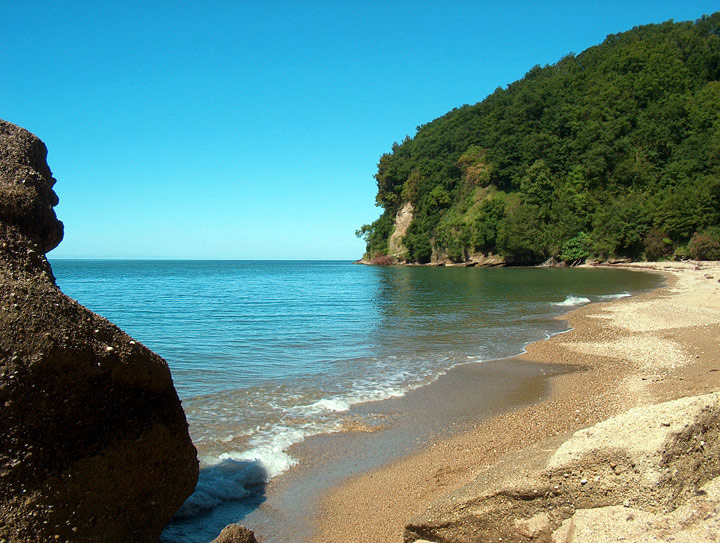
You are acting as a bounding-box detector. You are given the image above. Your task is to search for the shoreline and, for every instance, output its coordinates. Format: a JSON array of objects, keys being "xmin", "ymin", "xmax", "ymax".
[
  {"xmin": 226, "ymin": 263, "xmax": 659, "ymax": 541},
  {"xmin": 299, "ymin": 261, "xmax": 720, "ymax": 542},
  {"xmin": 246, "ymin": 357, "xmax": 575, "ymax": 542}
]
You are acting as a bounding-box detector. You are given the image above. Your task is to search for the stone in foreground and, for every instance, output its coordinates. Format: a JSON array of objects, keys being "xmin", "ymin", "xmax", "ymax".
[
  {"xmin": 406, "ymin": 392, "xmax": 720, "ymax": 542},
  {"xmin": 211, "ymin": 524, "xmax": 258, "ymax": 543},
  {"xmin": 0, "ymin": 119, "xmax": 198, "ymax": 543}
]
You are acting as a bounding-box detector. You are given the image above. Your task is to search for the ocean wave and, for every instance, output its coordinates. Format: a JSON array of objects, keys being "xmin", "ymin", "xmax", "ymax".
[
  {"xmin": 174, "ymin": 372, "xmax": 448, "ymax": 519},
  {"xmin": 553, "ymin": 295, "xmax": 591, "ymax": 307},
  {"xmin": 174, "ymin": 347, "xmax": 576, "ymax": 519},
  {"xmin": 289, "ymin": 368, "xmax": 439, "ymax": 419},
  {"xmin": 175, "ymin": 424, "xmax": 325, "ymax": 519},
  {"xmin": 599, "ymin": 291, "xmax": 631, "ymax": 300},
  {"xmin": 300, "ymin": 387, "xmax": 406, "ymax": 415},
  {"xmin": 306, "ymin": 397, "xmax": 351, "ymax": 412},
  {"xmin": 173, "ymin": 458, "xmax": 268, "ymax": 518}
]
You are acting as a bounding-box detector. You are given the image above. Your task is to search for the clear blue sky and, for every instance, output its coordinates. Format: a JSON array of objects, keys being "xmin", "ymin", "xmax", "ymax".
[{"xmin": 2, "ymin": 1, "xmax": 717, "ymax": 259}]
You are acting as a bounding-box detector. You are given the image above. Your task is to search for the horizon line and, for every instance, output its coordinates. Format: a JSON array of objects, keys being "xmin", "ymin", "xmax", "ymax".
[{"xmin": 48, "ymin": 257, "xmax": 362, "ymax": 262}]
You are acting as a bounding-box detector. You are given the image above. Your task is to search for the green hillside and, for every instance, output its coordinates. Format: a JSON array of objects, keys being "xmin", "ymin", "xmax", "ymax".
[{"xmin": 358, "ymin": 13, "xmax": 720, "ymax": 264}]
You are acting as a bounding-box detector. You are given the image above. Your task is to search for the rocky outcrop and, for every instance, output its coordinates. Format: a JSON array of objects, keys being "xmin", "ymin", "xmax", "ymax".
[
  {"xmin": 388, "ymin": 202, "xmax": 414, "ymax": 259},
  {"xmin": 429, "ymin": 252, "xmax": 507, "ymax": 267},
  {"xmin": 406, "ymin": 392, "xmax": 720, "ymax": 542},
  {"xmin": 364, "ymin": 201, "xmax": 509, "ymax": 267},
  {"xmin": 0, "ymin": 119, "xmax": 198, "ymax": 543}
]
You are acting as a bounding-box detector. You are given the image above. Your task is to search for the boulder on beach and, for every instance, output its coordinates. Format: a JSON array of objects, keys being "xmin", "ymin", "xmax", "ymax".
[
  {"xmin": 0, "ymin": 119, "xmax": 198, "ymax": 543},
  {"xmin": 405, "ymin": 392, "xmax": 720, "ymax": 542}
]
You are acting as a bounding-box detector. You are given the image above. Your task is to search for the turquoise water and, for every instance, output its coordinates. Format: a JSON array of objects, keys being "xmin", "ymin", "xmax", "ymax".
[{"xmin": 51, "ymin": 260, "xmax": 661, "ymax": 539}]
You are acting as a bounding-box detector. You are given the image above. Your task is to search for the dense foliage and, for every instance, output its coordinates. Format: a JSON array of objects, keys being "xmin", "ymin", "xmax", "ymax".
[{"xmin": 358, "ymin": 14, "xmax": 720, "ymax": 264}]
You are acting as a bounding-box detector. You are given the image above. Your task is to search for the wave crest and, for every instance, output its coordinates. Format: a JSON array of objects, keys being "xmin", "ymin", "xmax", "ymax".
[{"xmin": 553, "ymin": 295, "xmax": 591, "ymax": 307}]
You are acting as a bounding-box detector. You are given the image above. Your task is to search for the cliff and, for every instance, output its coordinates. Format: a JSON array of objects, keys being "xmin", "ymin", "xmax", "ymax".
[{"xmin": 0, "ymin": 119, "xmax": 198, "ymax": 542}]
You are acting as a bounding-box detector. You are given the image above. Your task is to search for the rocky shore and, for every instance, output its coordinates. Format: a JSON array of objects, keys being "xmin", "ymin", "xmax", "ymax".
[
  {"xmin": 0, "ymin": 119, "xmax": 198, "ymax": 543},
  {"xmin": 314, "ymin": 261, "xmax": 720, "ymax": 542}
]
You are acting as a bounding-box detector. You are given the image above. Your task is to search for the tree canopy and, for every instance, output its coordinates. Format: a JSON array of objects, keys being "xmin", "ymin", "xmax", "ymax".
[{"xmin": 359, "ymin": 13, "xmax": 720, "ymax": 264}]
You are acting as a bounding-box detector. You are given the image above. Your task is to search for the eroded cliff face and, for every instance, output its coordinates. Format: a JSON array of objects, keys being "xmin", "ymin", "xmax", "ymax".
[
  {"xmin": 0, "ymin": 119, "xmax": 198, "ymax": 543},
  {"xmin": 388, "ymin": 202, "xmax": 413, "ymax": 259}
]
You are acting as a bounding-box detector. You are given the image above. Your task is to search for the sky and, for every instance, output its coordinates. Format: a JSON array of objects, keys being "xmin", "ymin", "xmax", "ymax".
[{"xmin": 2, "ymin": 1, "xmax": 718, "ymax": 259}]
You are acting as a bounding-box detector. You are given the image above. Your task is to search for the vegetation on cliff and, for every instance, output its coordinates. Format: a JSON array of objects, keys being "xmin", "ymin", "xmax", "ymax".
[{"xmin": 358, "ymin": 14, "xmax": 720, "ymax": 264}]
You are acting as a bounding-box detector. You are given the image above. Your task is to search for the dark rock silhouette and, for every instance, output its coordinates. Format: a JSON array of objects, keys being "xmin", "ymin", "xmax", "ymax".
[{"xmin": 0, "ymin": 119, "xmax": 198, "ymax": 543}]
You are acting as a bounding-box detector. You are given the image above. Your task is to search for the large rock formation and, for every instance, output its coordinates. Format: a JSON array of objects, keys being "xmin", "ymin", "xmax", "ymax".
[
  {"xmin": 0, "ymin": 119, "xmax": 198, "ymax": 542},
  {"xmin": 406, "ymin": 392, "xmax": 720, "ymax": 542}
]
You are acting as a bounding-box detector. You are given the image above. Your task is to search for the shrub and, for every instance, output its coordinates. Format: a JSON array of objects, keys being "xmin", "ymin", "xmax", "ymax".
[
  {"xmin": 559, "ymin": 232, "xmax": 592, "ymax": 263},
  {"xmin": 688, "ymin": 228, "xmax": 720, "ymax": 260},
  {"xmin": 672, "ymin": 246, "xmax": 689, "ymax": 260},
  {"xmin": 643, "ymin": 229, "xmax": 674, "ymax": 260}
]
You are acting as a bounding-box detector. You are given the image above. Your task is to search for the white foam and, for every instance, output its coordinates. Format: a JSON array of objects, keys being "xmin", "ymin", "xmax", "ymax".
[
  {"xmin": 599, "ymin": 291, "xmax": 631, "ymax": 300},
  {"xmin": 175, "ymin": 357, "xmax": 511, "ymax": 520},
  {"xmin": 306, "ymin": 398, "xmax": 351, "ymax": 412},
  {"xmin": 173, "ymin": 457, "xmax": 268, "ymax": 518},
  {"xmin": 342, "ymin": 386, "xmax": 406, "ymax": 405},
  {"xmin": 175, "ymin": 424, "xmax": 327, "ymax": 519},
  {"xmin": 553, "ymin": 295, "xmax": 591, "ymax": 307}
]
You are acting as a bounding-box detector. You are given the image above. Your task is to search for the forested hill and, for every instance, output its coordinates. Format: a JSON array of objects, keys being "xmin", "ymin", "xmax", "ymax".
[{"xmin": 357, "ymin": 13, "xmax": 720, "ymax": 265}]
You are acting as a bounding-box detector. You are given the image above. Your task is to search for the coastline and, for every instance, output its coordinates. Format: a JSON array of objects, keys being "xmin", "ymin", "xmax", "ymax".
[
  {"xmin": 246, "ymin": 357, "xmax": 575, "ymax": 542},
  {"xmin": 304, "ymin": 261, "xmax": 720, "ymax": 542}
]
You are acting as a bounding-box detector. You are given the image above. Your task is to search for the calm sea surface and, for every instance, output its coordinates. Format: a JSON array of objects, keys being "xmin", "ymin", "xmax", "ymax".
[{"xmin": 50, "ymin": 260, "xmax": 661, "ymax": 540}]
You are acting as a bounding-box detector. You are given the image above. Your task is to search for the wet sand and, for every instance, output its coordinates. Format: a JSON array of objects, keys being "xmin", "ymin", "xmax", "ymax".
[
  {"xmin": 244, "ymin": 358, "xmax": 574, "ymax": 541},
  {"xmin": 247, "ymin": 262, "xmax": 720, "ymax": 543}
]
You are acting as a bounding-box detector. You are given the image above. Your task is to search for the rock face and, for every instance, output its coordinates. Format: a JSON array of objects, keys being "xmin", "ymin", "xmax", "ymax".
[
  {"xmin": 0, "ymin": 119, "xmax": 198, "ymax": 542},
  {"xmin": 387, "ymin": 202, "xmax": 414, "ymax": 259},
  {"xmin": 406, "ymin": 392, "xmax": 720, "ymax": 542}
]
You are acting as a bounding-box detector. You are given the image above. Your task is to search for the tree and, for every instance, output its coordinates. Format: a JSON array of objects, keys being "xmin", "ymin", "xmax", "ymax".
[
  {"xmin": 559, "ymin": 232, "xmax": 592, "ymax": 263},
  {"xmin": 358, "ymin": 14, "xmax": 720, "ymax": 263},
  {"xmin": 471, "ymin": 198, "xmax": 506, "ymax": 253},
  {"xmin": 643, "ymin": 229, "xmax": 674, "ymax": 260},
  {"xmin": 497, "ymin": 203, "xmax": 549, "ymax": 263}
]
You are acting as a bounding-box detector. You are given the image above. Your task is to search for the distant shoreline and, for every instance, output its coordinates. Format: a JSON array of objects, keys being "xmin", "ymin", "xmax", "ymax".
[{"xmin": 355, "ymin": 255, "xmax": 661, "ymax": 268}]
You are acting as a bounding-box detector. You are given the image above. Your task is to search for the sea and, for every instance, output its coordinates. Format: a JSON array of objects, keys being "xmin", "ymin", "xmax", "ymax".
[{"xmin": 50, "ymin": 260, "xmax": 661, "ymax": 542}]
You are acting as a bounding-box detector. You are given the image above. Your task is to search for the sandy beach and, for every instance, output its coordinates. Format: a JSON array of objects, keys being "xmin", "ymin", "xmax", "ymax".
[{"xmin": 307, "ymin": 261, "xmax": 720, "ymax": 543}]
